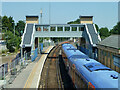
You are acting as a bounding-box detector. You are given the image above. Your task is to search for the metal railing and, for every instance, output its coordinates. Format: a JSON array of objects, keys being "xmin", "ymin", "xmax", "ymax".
[
  {"xmin": 0, "ymin": 41, "xmax": 55, "ymax": 89},
  {"xmin": 0, "ymin": 51, "xmax": 31, "ymax": 89}
]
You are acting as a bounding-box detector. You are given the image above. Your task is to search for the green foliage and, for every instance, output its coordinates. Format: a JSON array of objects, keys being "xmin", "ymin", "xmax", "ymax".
[
  {"xmin": 4, "ymin": 30, "xmax": 21, "ymax": 52},
  {"xmin": 1, "ymin": 16, "xmax": 24, "ymax": 52},
  {"xmin": 2, "ymin": 50, "xmax": 5, "ymax": 53},
  {"xmin": 95, "ymin": 24, "xmax": 99, "ymax": 31},
  {"xmin": 99, "ymin": 27, "xmax": 110, "ymax": 39},
  {"xmin": 2, "ymin": 16, "xmax": 14, "ymax": 32},
  {"xmin": 110, "ymin": 22, "xmax": 120, "ymax": 35},
  {"xmin": 15, "ymin": 20, "xmax": 25, "ymax": 36},
  {"xmin": 67, "ymin": 19, "xmax": 80, "ymax": 24}
]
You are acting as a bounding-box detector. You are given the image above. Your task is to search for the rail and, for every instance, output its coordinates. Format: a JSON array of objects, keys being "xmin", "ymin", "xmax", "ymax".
[{"xmin": 39, "ymin": 45, "xmax": 63, "ymax": 88}]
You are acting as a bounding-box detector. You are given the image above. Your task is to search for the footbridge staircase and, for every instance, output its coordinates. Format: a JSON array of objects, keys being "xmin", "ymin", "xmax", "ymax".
[{"xmin": 20, "ymin": 23, "xmax": 101, "ymax": 58}]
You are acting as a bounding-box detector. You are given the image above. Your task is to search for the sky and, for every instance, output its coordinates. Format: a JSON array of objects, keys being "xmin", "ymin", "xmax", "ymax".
[{"xmin": 1, "ymin": 1, "xmax": 119, "ymax": 30}]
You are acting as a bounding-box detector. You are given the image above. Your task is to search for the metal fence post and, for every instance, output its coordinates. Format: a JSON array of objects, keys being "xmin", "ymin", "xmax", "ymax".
[{"xmin": 4, "ymin": 64, "xmax": 6, "ymax": 88}]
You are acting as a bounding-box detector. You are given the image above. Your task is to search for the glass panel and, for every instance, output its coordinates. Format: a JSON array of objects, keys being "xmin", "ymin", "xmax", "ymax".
[
  {"xmin": 50, "ymin": 27, "xmax": 55, "ymax": 31},
  {"xmin": 65, "ymin": 27, "xmax": 70, "ymax": 31},
  {"xmin": 36, "ymin": 26, "xmax": 42, "ymax": 31},
  {"xmin": 43, "ymin": 26, "xmax": 49, "ymax": 31},
  {"xmin": 72, "ymin": 27, "xmax": 77, "ymax": 31},
  {"xmin": 57, "ymin": 27, "xmax": 63, "ymax": 31},
  {"xmin": 81, "ymin": 27, "xmax": 84, "ymax": 31}
]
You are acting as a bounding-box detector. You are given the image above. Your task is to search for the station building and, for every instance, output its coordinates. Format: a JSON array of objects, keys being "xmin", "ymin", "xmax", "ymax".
[
  {"xmin": 25, "ymin": 15, "xmax": 39, "ymax": 50},
  {"xmin": 79, "ymin": 16, "xmax": 93, "ymax": 24},
  {"xmin": 97, "ymin": 35, "xmax": 120, "ymax": 73}
]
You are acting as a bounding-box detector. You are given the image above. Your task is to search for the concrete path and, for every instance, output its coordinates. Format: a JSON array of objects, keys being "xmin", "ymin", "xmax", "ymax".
[
  {"xmin": 24, "ymin": 46, "xmax": 54, "ymax": 88},
  {"xmin": 6, "ymin": 46, "xmax": 54, "ymax": 88},
  {"xmin": 6, "ymin": 55, "xmax": 40, "ymax": 88}
]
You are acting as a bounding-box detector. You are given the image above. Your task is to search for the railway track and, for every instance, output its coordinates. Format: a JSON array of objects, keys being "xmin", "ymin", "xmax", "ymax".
[{"xmin": 39, "ymin": 45, "xmax": 63, "ymax": 88}]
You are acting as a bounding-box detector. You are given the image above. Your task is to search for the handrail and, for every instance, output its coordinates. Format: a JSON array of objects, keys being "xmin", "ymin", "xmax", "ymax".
[
  {"xmin": 31, "ymin": 23, "xmax": 35, "ymax": 46},
  {"xmin": 85, "ymin": 24, "xmax": 93, "ymax": 45},
  {"xmin": 93, "ymin": 24, "xmax": 101, "ymax": 41},
  {"xmin": 20, "ymin": 24, "xmax": 27, "ymax": 47}
]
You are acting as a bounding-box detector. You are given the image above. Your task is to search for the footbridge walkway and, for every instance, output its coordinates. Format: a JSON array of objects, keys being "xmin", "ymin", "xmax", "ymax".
[{"xmin": 20, "ymin": 23, "xmax": 101, "ymax": 58}]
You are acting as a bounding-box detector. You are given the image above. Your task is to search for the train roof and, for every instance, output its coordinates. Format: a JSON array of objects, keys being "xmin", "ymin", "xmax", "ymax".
[
  {"xmin": 62, "ymin": 45, "xmax": 88, "ymax": 59},
  {"xmin": 73, "ymin": 58, "xmax": 118, "ymax": 88},
  {"xmin": 62, "ymin": 43, "xmax": 119, "ymax": 88}
]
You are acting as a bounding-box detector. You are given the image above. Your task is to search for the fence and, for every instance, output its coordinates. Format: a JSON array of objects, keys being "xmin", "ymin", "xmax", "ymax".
[
  {"xmin": 0, "ymin": 51, "xmax": 32, "ymax": 89},
  {"xmin": 31, "ymin": 48, "xmax": 38, "ymax": 62},
  {"xmin": 0, "ymin": 63, "xmax": 8, "ymax": 80},
  {"xmin": 0, "ymin": 42, "xmax": 54, "ymax": 88}
]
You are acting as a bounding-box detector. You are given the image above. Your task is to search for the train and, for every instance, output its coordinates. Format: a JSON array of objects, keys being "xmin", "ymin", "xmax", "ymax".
[{"xmin": 61, "ymin": 43, "xmax": 119, "ymax": 89}]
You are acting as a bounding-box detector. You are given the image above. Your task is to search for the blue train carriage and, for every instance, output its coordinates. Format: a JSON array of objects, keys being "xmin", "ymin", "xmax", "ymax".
[
  {"xmin": 73, "ymin": 58, "xmax": 118, "ymax": 89},
  {"xmin": 61, "ymin": 44, "xmax": 79, "ymax": 65},
  {"xmin": 62, "ymin": 43, "xmax": 119, "ymax": 89},
  {"xmin": 62, "ymin": 43, "xmax": 75, "ymax": 66},
  {"xmin": 62, "ymin": 43, "xmax": 89, "ymax": 87}
]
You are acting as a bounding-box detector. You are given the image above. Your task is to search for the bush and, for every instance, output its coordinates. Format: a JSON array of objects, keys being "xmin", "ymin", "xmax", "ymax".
[
  {"xmin": 5, "ymin": 31, "xmax": 21, "ymax": 52},
  {"xmin": 2, "ymin": 50, "xmax": 5, "ymax": 53}
]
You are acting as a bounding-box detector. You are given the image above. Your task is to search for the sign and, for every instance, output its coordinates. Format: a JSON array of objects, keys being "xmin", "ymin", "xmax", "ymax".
[{"xmin": 22, "ymin": 45, "xmax": 25, "ymax": 48}]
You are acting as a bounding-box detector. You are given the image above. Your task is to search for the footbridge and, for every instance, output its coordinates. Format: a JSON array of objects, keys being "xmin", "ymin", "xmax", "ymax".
[{"xmin": 20, "ymin": 23, "xmax": 101, "ymax": 58}]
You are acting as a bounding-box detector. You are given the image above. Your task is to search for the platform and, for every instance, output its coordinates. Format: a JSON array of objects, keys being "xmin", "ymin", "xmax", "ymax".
[
  {"xmin": 6, "ymin": 46, "xmax": 54, "ymax": 88},
  {"xmin": 24, "ymin": 46, "xmax": 54, "ymax": 88}
]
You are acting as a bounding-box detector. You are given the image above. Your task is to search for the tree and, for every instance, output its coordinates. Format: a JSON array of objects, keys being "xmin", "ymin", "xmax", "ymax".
[
  {"xmin": 4, "ymin": 31, "xmax": 21, "ymax": 52},
  {"xmin": 99, "ymin": 27, "xmax": 110, "ymax": 39},
  {"xmin": 110, "ymin": 22, "xmax": 120, "ymax": 35},
  {"xmin": 95, "ymin": 24, "xmax": 99, "ymax": 31},
  {"xmin": 67, "ymin": 19, "xmax": 80, "ymax": 24},
  {"xmin": 8, "ymin": 16, "xmax": 14, "ymax": 32},
  {"xmin": 2, "ymin": 16, "xmax": 22, "ymax": 52},
  {"xmin": 15, "ymin": 20, "xmax": 25, "ymax": 36},
  {"xmin": 2, "ymin": 16, "xmax": 9, "ymax": 32},
  {"xmin": 2, "ymin": 16, "xmax": 15, "ymax": 32}
]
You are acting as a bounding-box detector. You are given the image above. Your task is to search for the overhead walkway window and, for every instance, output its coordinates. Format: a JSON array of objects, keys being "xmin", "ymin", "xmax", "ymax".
[
  {"xmin": 81, "ymin": 27, "xmax": 84, "ymax": 31},
  {"xmin": 65, "ymin": 27, "xmax": 70, "ymax": 31},
  {"xmin": 58, "ymin": 27, "xmax": 63, "ymax": 31},
  {"xmin": 50, "ymin": 27, "xmax": 55, "ymax": 31},
  {"xmin": 72, "ymin": 27, "xmax": 77, "ymax": 31},
  {"xmin": 43, "ymin": 26, "xmax": 49, "ymax": 31},
  {"xmin": 36, "ymin": 26, "xmax": 41, "ymax": 31}
]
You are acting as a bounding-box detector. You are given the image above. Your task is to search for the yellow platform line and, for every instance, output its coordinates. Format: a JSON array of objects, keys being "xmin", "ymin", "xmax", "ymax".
[{"xmin": 23, "ymin": 47, "xmax": 51, "ymax": 89}]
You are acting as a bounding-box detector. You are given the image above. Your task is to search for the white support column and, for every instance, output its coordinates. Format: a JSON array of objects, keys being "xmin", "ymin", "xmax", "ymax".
[
  {"xmin": 38, "ymin": 37, "xmax": 40, "ymax": 53},
  {"xmin": 80, "ymin": 27, "xmax": 81, "ymax": 31},
  {"xmin": 70, "ymin": 26, "xmax": 72, "ymax": 32},
  {"xmin": 49, "ymin": 26, "xmax": 50, "ymax": 32},
  {"xmin": 41, "ymin": 26, "xmax": 43, "ymax": 32},
  {"xmin": 63, "ymin": 26, "xmax": 65, "ymax": 32},
  {"xmin": 21, "ymin": 47, "xmax": 23, "ymax": 59},
  {"xmin": 56, "ymin": 26, "xmax": 57, "ymax": 32},
  {"xmin": 77, "ymin": 27, "xmax": 79, "ymax": 32}
]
